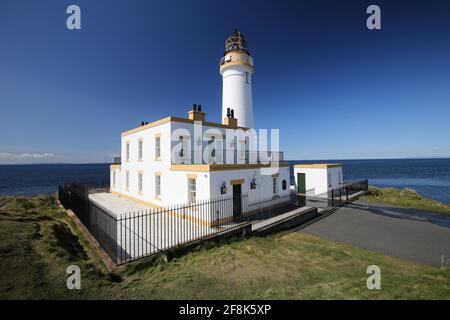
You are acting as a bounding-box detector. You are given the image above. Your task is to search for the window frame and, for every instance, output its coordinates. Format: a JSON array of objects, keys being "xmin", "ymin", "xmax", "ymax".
[
  {"xmin": 138, "ymin": 172, "xmax": 143, "ymax": 194},
  {"xmin": 188, "ymin": 178, "xmax": 196, "ymax": 203},
  {"xmin": 155, "ymin": 136, "xmax": 161, "ymax": 160},
  {"xmin": 125, "ymin": 142, "xmax": 130, "ymax": 161},
  {"xmin": 155, "ymin": 174, "xmax": 161, "ymax": 198},
  {"xmin": 138, "ymin": 139, "xmax": 143, "ymax": 161}
]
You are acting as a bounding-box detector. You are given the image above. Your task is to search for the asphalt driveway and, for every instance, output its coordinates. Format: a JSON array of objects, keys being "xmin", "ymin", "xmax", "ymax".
[{"xmin": 299, "ymin": 200, "xmax": 450, "ymax": 267}]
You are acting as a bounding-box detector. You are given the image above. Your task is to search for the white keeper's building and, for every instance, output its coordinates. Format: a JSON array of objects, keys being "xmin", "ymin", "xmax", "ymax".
[{"xmin": 109, "ymin": 30, "xmax": 291, "ymax": 226}]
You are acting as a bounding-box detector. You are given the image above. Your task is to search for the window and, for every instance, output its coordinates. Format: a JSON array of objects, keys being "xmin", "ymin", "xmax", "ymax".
[
  {"xmin": 282, "ymin": 179, "xmax": 287, "ymax": 190},
  {"xmin": 138, "ymin": 139, "xmax": 143, "ymax": 161},
  {"xmin": 272, "ymin": 177, "xmax": 277, "ymax": 194},
  {"xmin": 155, "ymin": 175, "xmax": 161, "ymax": 198},
  {"xmin": 138, "ymin": 172, "xmax": 143, "ymax": 194},
  {"xmin": 155, "ymin": 136, "xmax": 161, "ymax": 159},
  {"xmin": 126, "ymin": 171, "xmax": 130, "ymax": 191},
  {"xmin": 113, "ymin": 171, "xmax": 116, "ymax": 188},
  {"xmin": 126, "ymin": 143, "xmax": 130, "ymax": 161},
  {"xmin": 188, "ymin": 178, "xmax": 196, "ymax": 203},
  {"xmin": 328, "ymin": 173, "xmax": 332, "ymax": 188},
  {"xmin": 245, "ymin": 72, "xmax": 249, "ymax": 84},
  {"xmin": 339, "ymin": 171, "xmax": 342, "ymax": 185}
]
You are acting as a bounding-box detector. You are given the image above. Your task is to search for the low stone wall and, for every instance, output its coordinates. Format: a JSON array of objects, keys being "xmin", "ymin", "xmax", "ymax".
[{"xmin": 252, "ymin": 207, "xmax": 318, "ymax": 236}]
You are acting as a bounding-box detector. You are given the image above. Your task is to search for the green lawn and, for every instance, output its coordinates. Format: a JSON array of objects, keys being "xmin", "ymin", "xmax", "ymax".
[
  {"xmin": 360, "ymin": 186, "xmax": 450, "ymax": 215},
  {"xmin": 0, "ymin": 195, "xmax": 449, "ymax": 299}
]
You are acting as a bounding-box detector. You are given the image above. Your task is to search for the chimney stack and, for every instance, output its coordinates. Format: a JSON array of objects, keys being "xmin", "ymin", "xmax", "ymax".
[{"xmin": 188, "ymin": 103, "xmax": 205, "ymax": 121}]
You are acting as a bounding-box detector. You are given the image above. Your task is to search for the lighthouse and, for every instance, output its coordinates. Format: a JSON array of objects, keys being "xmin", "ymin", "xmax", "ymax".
[{"xmin": 220, "ymin": 30, "xmax": 254, "ymax": 128}]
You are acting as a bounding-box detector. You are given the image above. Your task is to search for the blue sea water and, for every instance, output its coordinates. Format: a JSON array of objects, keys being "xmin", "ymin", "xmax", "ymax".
[{"xmin": 0, "ymin": 158, "xmax": 449, "ymax": 204}]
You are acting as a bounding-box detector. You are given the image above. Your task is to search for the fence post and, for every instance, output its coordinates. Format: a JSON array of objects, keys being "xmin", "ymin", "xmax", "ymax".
[
  {"xmin": 345, "ymin": 186, "xmax": 349, "ymax": 201},
  {"xmin": 331, "ymin": 189, "xmax": 334, "ymax": 207}
]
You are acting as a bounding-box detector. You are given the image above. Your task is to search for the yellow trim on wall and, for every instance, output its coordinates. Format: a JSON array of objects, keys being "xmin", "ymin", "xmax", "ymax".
[
  {"xmin": 154, "ymin": 132, "xmax": 161, "ymax": 137},
  {"xmin": 186, "ymin": 173, "xmax": 197, "ymax": 179},
  {"xmin": 220, "ymin": 61, "xmax": 254, "ymax": 73},
  {"xmin": 154, "ymin": 171, "xmax": 161, "ymax": 176},
  {"xmin": 230, "ymin": 179, "xmax": 245, "ymax": 185},
  {"xmin": 121, "ymin": 116, "xmax": 249, "ymax": 137},
  {"xmin": 272, "ymin": 173, "xmax": 279, "ymax": 177},
  {"xmin": 294, "ymin": 164, "xmax": 342, "ymax": 169},
  {"xmin": 110, "ymin": 164, "xmax": 121, "ymax": 169}
]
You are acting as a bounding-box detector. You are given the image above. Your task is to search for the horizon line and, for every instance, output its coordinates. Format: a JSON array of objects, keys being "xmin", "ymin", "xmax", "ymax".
[{"xmin": 1, "ymin": 156, "xmax": 450, "ymax": 166}]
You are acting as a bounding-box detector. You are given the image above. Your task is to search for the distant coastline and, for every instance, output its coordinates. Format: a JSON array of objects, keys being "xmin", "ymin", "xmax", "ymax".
[
  {"xmin": 2, "ymin": 156, "xmax": 450, "ymax": 166},
  {"xmin": 0, "ymin": 158, "xmax": 449, "ymax": 204}
]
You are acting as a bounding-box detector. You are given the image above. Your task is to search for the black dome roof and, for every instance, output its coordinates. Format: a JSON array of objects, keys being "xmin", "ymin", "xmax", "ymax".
[{"xmin": 224, "ymin": 29, "xmax": 249, "ymax": 54}]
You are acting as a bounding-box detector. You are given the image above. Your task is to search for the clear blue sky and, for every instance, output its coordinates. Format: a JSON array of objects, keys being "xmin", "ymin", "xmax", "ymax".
[{"xmin": 1, "ymin": 0, "xmax": 450, "ymax": 164}]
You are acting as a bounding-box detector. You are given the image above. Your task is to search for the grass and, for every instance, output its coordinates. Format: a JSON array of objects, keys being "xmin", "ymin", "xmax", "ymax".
[
  {"xmin": 0, "ymin": 195, "xmax": 449, "ymax": 299},
  {"xmin": 360, "ymin": 186, "xmax": 450, "ymax": 215}
]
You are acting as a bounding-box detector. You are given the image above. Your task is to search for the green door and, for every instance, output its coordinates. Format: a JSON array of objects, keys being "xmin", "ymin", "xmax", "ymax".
[{"xmin": 297, "ymin": 173, "xmax": 306, "ymax": 194}]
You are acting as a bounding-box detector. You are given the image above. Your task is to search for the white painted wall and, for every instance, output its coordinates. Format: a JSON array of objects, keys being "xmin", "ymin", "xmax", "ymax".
[
  {"xmin": 293, "ymin": 166, "xmax": 343, "ymax": 196},
  {"xmin": 113, "ymin": 121, "xmax": 172, "ymax": 207},
  {"xmin": 110, "ymin": 119, "xmax": 290, "ymax": 225},
  {"xmin": 221, "ymin": 64, "xmax": 254, "ymax": 128}
]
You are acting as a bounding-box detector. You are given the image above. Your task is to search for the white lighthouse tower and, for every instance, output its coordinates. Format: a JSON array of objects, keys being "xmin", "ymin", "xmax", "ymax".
[{"xmin": 220, "ymin": 30, "xmax": 254, "ymax": 128}]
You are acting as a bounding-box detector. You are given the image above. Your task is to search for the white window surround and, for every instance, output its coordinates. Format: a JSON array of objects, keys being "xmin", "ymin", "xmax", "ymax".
[
  {"xmin": 138, "ymin": 172, "xmax": 143, "ymax": 194},
  {"xmin": 155, "ymin": 174, "xmax": 161, "ymax": 198},
  {"xmin": 188, "ymin": 178, "xmax": 196, "ymax": 203},
  {"xmin": 126, "ymin": 142, "xmax": 130, "ymax": 161},
  {"xmin": 138, "ymin": 139, "xmax": 143, "ymax": 161},
  {"xmin": 155, "ymin": 136, "xmax": 161, "ymax": 160}
]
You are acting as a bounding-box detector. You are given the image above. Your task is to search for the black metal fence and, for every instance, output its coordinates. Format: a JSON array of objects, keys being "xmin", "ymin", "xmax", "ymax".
[
  {"xmin": 58, "ymin": 183, "xmax": 118, "ymax": 262},
  {"xmin": 303, "ymin": 179, "xmax": 369, "ymax": 209},
  {"xmin": 58, "ymin": 183, "xmax": 295, "ymax": 265},
  {"xmin": 58, "ymin": 180, "xmax": 367, "ymax": 265}
]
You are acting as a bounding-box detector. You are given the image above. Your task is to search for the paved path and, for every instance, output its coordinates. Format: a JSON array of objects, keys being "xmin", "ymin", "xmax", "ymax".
[{"xmin": 299, "ymin": 200, "xmax": 450, "ymax": 267}]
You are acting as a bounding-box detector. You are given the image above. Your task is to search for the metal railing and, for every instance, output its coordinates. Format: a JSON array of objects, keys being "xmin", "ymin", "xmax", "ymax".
[
  {"xmin": 172, "ymin": 149, "xmax": 284, "ymax": 165},
  {"xmin": 58, "ymin": 180, "xmax": 367, "ymax": 264},
  {"xmin": 302, "ymin": 180, "xmax": 369, "ymax": 209},
  {"xmin": 58, "ymin": 183, "xmax": 296, "ymax": 265}
]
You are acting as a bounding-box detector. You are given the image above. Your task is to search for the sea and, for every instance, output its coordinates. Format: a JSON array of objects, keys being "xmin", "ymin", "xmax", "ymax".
[{"xmin": 0, "ymin": 158, "xmax": 449, "ymax": 204}]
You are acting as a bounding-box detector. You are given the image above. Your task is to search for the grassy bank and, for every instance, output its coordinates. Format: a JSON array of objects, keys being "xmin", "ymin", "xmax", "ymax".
[
  {"xmin": 360, "ymin": 186, "xmax": 450, "ymax": 215},
  {"xmin": 0, "ymin": 195, "xmax": 449, "ymax": 299}
]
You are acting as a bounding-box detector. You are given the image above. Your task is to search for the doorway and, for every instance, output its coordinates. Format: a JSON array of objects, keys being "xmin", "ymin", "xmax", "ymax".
[
  {"xmin": 232, "ymin": 184, "xmax": 242, "ymax": 221},
  {"xmin": 297, "ymin": 173, "xmax": 306, "ymax": 194},
  {"xmin": 297, "ymin": 173, "xmax": 306, "ymax": 207}
]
